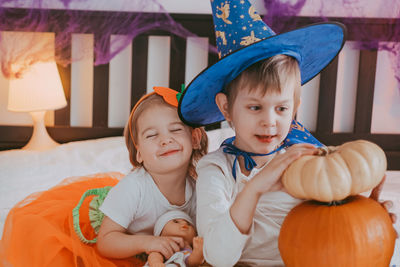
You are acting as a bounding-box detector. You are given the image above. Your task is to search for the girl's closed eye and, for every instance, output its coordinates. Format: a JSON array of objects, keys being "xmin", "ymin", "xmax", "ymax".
[
  {"xmin": 145, "ymin": 132, "xmax": 158, "ymax": 139},
  {"xmin": 171, "ymin": 127, "xmax": 183, "ymax": 132},
  {"xmin": 170, "ymin": 123, "xmax": 186, "ymax": 133}
]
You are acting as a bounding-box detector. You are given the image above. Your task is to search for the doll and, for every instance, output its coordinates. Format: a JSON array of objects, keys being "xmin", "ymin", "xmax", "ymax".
[{"xmin": 146, "ymin": 210, "xmax": 204, "ymax": 267}]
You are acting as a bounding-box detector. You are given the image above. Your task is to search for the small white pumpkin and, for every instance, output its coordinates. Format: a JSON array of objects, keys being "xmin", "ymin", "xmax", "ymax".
[{"xmin": 282, "ymin": 140, "xmax": 387, "ymax": 202}]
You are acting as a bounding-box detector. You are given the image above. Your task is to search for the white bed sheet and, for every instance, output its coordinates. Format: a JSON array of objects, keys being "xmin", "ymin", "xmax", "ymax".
[
  {"xmin": 0, "ymin": 136, "xmax": 133, "ymax": 237},
  {"xmin": 0, "ymin": 133, "xmax": 399, "ymax": 265}
]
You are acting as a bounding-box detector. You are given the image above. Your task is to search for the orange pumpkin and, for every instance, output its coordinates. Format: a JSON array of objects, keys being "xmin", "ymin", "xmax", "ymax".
[{"xmin": 278, "ymin": 195, "xmax": 396, "ymax": 267}]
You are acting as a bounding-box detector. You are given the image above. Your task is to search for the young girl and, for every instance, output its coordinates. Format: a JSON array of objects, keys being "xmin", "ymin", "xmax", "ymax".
[
  {"xmin": 0, "ymin": 87, "xmax": 208, "ymax": 267},
  {"xmin": 96, "ymin": 87, "xmax": 208, "ymax": 261}
]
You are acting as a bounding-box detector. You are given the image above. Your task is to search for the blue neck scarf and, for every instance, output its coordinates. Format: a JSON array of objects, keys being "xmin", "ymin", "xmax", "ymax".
[{"xmin": 221, "ymin": 120, "xmax": 324, "ymax": 180}]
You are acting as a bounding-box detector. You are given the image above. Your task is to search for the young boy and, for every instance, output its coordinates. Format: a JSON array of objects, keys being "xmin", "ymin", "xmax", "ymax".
[
  {"xmin": 178, "ymin": 0, "xmax": 347, "ymax": 265},
  {"xmin": 199, "ymin": 55, "xmax": 324, "ymax": 266}
]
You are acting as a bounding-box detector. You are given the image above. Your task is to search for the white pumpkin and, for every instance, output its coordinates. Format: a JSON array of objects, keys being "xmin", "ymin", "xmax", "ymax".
[{"xmin": 282, "ymin": 140, "xmax": 387, "ymax": 202}]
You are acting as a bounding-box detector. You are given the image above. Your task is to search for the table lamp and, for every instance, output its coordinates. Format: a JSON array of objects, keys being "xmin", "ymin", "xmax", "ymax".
[{"xmin": 8, "ymin": 61, "xmax": 67, "ymax": 151}]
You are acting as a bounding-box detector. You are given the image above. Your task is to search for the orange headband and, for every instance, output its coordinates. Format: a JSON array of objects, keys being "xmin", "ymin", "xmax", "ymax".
[{"xmin": 128, "ymin": 86, "xmax": 181, "ymax": 148}]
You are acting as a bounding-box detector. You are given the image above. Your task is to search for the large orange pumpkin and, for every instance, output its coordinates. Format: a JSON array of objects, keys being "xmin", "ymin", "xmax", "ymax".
[
  {"xmin": 278, "ymin": 195, "xmax": 396, "ymax": 267},
  {"xmin": 279, "ymin": 140, "xmax": 396, "ymax": 266}
]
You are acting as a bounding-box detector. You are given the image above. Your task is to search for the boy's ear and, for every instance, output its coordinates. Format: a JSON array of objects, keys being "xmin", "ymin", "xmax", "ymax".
[
  {"xmin": 215, "ymin": 93, "xmax": 231, "ymax": 121},
  {"xmin": 191, "ymin": 128, "xmax": 202, "ymax": 149},
  {"xmin": 293, "ymin": 99, "xmax": 301, "ymax": 119},
  {"xmin": 136, "ymin": 149, "xmax": 143, "ymax": 164}
]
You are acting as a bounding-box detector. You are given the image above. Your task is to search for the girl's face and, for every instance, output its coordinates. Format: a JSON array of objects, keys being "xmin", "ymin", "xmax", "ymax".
[
  {"xmin": 218, "ymin": 86, "xmax": 295, "ymax": 155},
  {"xmin": 136, "ymin": 104, "xmax": 195, "ymax": 175},
  {"xmin": 161, "ymin": 218, "xmax": 196, "ymax": 245}
]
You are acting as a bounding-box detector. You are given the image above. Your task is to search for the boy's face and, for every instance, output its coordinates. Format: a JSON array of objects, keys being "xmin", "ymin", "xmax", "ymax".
[
  {"xmin": 161, "ymin": 218, "xmax": 196, "ymax": 245},
  {"xmin": 136, "ymin": 104, "xmax": 194, "ymax": 175},
  {"xmin": 217, "ymin": 85, "xmax": 295, "ymax": 154}
]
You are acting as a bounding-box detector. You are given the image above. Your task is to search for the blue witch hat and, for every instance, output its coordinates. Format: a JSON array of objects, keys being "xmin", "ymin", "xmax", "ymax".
[{"xmin": 178, "ymin": 0, "xmax": 346, "ymax": 127}]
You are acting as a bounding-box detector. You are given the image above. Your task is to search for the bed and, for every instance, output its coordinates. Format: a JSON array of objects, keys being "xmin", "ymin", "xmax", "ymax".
[{"xmin": 0, "ymin": 7, "xmax": 399, "ymax": 265}]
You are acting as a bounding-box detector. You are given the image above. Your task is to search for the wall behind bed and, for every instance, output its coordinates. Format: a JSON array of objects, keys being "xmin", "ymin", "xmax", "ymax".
[
  {"xmin": 0, "ymin": 9, "xmax": 219, "ymax": 146},
  {"xmin": 0, "ymin": 0, "xmax": 399, "ymax": 169}
]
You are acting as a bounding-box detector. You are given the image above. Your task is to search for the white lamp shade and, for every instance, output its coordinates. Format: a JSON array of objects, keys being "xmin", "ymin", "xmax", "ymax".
[{"xmin": 8, "ymin": 61, "xmax": 67, "ymax": 112}]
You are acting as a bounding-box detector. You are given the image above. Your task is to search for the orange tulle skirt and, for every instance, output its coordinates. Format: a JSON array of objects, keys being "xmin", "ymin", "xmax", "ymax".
[{"xmin": 0, "ymin": 172, "xmax": 145, "ymax": 267}]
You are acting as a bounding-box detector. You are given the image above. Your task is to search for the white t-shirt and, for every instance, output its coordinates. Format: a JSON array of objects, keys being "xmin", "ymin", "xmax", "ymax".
[
  {"xmin": 100, "ymin": 167, "xmax": 196, "ymax": 235},
  {"xmin": 196, "ymin": 147, "xmax": 301, "ymax": 267}
]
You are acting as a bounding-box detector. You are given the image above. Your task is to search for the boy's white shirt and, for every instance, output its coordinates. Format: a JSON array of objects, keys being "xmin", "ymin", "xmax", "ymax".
[
  {"xmin": 196, "ymin": 147, "xmax": 301, "ymax": 267},
  {"xmin": 100, "ymin": 167, "xmax": 196, "ymax": 235}
]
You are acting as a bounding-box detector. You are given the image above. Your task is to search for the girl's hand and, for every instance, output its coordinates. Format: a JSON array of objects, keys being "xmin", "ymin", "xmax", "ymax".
[
  {"xmin": 145, "ymin": 236, "xmax": 184, "ymax": 259},
  {"xmin": 148, "ymin": 251, "xmax": 166, "ymax": 267},
  {"xmin": 252, "ymin": 143, "xmax": 318, "ymax": 195},
  {"xmin": 369, "ymin": 175, "xmax": 397, "ymax": 227},
  {"xmin": 189, "ymin": 236, "xmax": 205, "ymax": 266}
]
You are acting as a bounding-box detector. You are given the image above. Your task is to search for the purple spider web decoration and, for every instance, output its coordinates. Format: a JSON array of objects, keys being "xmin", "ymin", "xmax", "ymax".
[
  {"xmin": 262, "ymin": 0, "xmax": 400, "ymax": 91},
  {"xmin": 0, "ymin": 0, "xmax": 201, "ymax": 79}
]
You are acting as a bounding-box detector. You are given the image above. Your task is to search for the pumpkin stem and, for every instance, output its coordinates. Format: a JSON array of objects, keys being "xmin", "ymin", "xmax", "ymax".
[
  {"xmin": 316, "ymin": 199, "xmax": 348, "ymax": 206},
  {"xmin": 317, "ymin": 146, "xmax": 337, "ymax": 156}
]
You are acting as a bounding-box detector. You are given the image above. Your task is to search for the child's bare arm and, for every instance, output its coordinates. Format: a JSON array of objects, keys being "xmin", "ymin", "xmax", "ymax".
[
  {"xmin": 230, "ymin": 143, "xmax": 318, "ymax": 234},
  {"xmin": 187, "ymin": 237, "xmax": 204, "ymax": 267},
  {"xmin": 97, "ymin": 216, "xmax": 184, "ymax": 259},
  {"xmin": 369, "ymin": 175, "xmax": 397, "ymax": 235},
  {"xmin": 148, "ymin": 251, "xmax": 165, "ymax": 267}
]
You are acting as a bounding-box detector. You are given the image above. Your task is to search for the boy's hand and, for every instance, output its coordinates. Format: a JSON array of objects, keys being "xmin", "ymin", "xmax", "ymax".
[
  {"xmin": 192, "ymin": 236, "xmax": 203, "ymax": 252},
  {"xmin": 369, "ymin": 175, "xmax": 397, "ymax": 236},
  {"xmin": 145, "ymin": 236, "xmax": 184, "ymax": 259},
  {"xmin": 252, "ymin": 143, "xmax": 318, "ymax": 195},
  {"xmin": 231, "ymin": 143, "xmax": 318, "ymax": 235}
]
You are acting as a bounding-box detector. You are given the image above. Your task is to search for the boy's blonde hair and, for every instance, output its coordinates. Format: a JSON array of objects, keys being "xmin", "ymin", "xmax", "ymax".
[
  {"xmin": 124, "ymin": 94, "xmax": 208, "ymax": 179},
  {"xmin": 224, "ymin": 54, "xmax": 301, "ymax": 115}
]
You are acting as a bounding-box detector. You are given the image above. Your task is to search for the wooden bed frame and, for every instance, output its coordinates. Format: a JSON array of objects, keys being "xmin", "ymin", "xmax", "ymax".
[{"xmin": 0, "ymin": 8, "xmax": 399, "ymax": 170}]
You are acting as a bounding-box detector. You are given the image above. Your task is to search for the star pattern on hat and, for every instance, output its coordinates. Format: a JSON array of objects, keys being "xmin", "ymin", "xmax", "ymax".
[
  {"xmin": 249, "ymin": 6, "xmax": 262, "ymax": 21},
  {"xmin": 216, "ymin": 2, "xmax": 232, "ymax": 25},
  {"xmin": 240, "ymin": 31, "xmax": 260, "ymax": 46},
  {"xmin": 216, "ymin": 30, "xmax": 227, "ymax": 45},
  {"xmin": 212, "ymin": 0, "xmax": 275, "ymax": 58}
]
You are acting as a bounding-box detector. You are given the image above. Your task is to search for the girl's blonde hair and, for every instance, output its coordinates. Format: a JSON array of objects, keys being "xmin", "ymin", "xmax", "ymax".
[
  {"xmin": 124, "ymin": 93, "xmax": 208, "ymax": 179},
  {"xmin": 224, "ymin": 54, "xmax": 301, "ymax": 114}
]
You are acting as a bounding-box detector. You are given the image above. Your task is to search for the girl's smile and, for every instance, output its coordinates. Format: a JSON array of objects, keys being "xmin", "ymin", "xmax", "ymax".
[{"xmin": 159, "ymin": 148, "xmax": 181, "ymax": 157}]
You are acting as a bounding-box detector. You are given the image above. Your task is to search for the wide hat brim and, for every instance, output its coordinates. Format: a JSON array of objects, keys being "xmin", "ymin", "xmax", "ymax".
[{"xmin": 178, "ymin": 22, "xmax": 346, "ymax": 127}]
